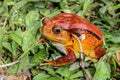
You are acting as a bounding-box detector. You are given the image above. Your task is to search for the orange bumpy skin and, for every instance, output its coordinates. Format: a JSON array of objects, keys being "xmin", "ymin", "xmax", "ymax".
[{"xmin": 40, "ymin": 13, "xmax": 105, "ymax": 66}]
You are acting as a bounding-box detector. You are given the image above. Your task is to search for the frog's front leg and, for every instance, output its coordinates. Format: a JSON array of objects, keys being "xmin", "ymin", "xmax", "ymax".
[{"xmin": 41, "ymin": 47, "xmax": 76, "ymax": 66}]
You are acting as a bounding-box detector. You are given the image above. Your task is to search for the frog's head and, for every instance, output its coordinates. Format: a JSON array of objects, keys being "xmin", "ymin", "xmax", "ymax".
[{"xmin": 40, "ymin": 17, "xmax": 72, "ymax": 44}]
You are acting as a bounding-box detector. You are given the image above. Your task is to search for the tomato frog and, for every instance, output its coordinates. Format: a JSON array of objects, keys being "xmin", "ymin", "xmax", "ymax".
[{"xmin": 39, "ymin": 13, "xmax": 105, "ymax": 66}]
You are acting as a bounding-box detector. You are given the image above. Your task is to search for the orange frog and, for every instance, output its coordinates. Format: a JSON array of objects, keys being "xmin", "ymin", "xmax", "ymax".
[{"xmin": 40, "ymin": 13, "xmax": 105, "ymax": 66}]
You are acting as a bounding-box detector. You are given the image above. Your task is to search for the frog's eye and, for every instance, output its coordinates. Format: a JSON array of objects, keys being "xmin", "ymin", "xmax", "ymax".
[{"xmin": 53, "ymin": 27, "xmax": 62, "ymax": 34}]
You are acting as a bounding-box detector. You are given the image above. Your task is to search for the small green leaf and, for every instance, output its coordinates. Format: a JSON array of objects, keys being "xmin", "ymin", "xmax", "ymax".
[
  {"xmin": 17, "ymin": 54, "xmax": 30, "ymax": 72},
  {"xmin": 10, "ymin": 33, "xmax": 22, "ymax": 45},
  {"xmin": 70, "ymin": 71, "xmax": 83, "ymax": 79},
  {"xmin": 0, "ymin": 7, "xmax": 4, "ymax": 14},
  {"xmin": 49, "ymin": 77, "xmax": 62, "ymax": 80},
  {"xmin": 110, "ymin": 37, "xmax": 120, "ymax": 43},
  {"xmin": 60, "ymin": 0, "xmax": 68, "ymax": 9},
  {"xmin": 9, "ymin": 55, "xmax": 30, "ymax": 73},
  {"xmin": 40, "ymin": 66, "xmax": 55, "ymax": 75},
  {"xmin": 9, "ymin": 28, "xmax": 22, "ymax": 46},
  {"xmin": 50, "ymin": 0, "xmax": 61, "ymax": 2},
  {"xmin": 10, "ymin": 1, "xmax": 27, "ymax": 14},
  {"xmin": 93, "ymin": 61, "xmax": 111, "ymax": 80},
  {"xmin": 32, "ymin": 49, "xmax": 46, "ymax": 65},
  {"xmin": 61, "ymin": 9, "xmax": 71, "ymax": 13},
  {"xmin": 33, "ymin": 73, "xmax": 50, "ymax": 80},
  {"xmin": 0, "ymin": 27, "xmax": 4, "ymax": 54},
  {"xmin": 25, "ymin": 10, "xmax": 39, "ymax": 28},
  {"xmin": 82, "ymin": 0, "xmax": 93, "ymax": 16},
  {"xmin": 25, "ymin": 10, "xmax": 40, "ymax": 35},
  {"xmin": 22, "ymin": 31, "xmax": 36, "ymax": 52},
  {"xmin": 11, "ymin": 41, "xmax": 18, "ymax": 57},
  {"xmin": 48, "ymin": 9, "xmax": 60, "ymax": 17},
  {"xmin": 40, "ymin": 8, "xmax": 50, "ymax": 17},
  {"xmin": 3, "ymin": 42, "xmax": 13, "ymax": 53},
  {"xmin": 56, "ymin": 66, "xmax": 71, "ymax": 77},
  {"xmin": 8, "ymin": 63, "xmax": 19, "ymax": 74},
  {"xmin": 34, "ymin": 2, "xmax": 46, "ymax": 8},
  {"xmin": 69, "ymin": 62, "xmax": 80, "ymax": 71}
]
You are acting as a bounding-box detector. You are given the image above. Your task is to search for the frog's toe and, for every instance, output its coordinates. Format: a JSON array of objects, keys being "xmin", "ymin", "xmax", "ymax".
[
  {"xmin": 40, "ymin": 62, "xmax": 52, "ymax": 66},
  {"xmin": 40, "ymin": 60, "xmax": 56, "ymax": 66},
  {"xmin": 40, "ymin": 58, "xmax": 50, "ymax": 62}
]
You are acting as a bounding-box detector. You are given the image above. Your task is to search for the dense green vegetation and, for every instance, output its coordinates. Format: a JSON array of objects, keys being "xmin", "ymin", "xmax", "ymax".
[{"xmin": 0, "ymin": 0, "xmax": 120, "ymax": 80}]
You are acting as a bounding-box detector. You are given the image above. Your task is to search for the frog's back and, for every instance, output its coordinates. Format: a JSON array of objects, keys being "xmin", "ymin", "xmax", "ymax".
[{"xmin": 51, "ymin": 13, "xmax": 102, "ymax": 39}]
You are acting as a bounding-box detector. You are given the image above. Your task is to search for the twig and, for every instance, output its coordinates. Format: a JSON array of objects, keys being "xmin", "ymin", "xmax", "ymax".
[
  {"xmin": 72, "ymin": 34, "xmax": 93, "ymax": 80},
  {"xmin": 3, "ymin": 17, "xmax": 7, "ymax": 28},
  {"xmin": 79, "ymin": 40, "xmax": 92, "ymax": 80},
  {"xmin": 0, "ymin": 60, "xmax": 20, "ymax": 68}
]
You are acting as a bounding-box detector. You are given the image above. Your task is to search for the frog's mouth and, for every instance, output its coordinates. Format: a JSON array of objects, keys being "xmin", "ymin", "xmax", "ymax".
[{"xmin": 40, "ymin": 27, "xmax": 70, "ymax": 44}]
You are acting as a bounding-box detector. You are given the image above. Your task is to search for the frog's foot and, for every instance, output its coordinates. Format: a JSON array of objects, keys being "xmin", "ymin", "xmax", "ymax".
[
  {"xmin": 37, "ymin": 37, "xmax": 49, "ymax": 46},
  {"xmin": 94, "ymin": 46, "xmax": 106, "ymax": 59},
  {"xmin": 40, "ymin": 58, "xmax": 55, "ymax": 66},
  {"xmin": 40, "ymin": 58, "xmax": 50, "ymax": 62},
  {"xmin": 40, "ymin": 47, "xmax": 76, "ymax": 66}
]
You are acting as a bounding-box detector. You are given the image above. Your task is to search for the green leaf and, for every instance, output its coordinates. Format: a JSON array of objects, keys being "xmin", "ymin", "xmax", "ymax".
[
  {"xmin": 10, "ymin": 29, "xmax": 22, "ymax": 46},
  {"xmin": 48, "ymin": 77, "xmax": 62, "ymax": 80},
  {"xmin": 60, "ymin": 0, "xmax": 68, "ymax": 9},
  {"xmin": 11, "ymin": 41, "xmax": 18, "ymax": 57},
  {"xmin": 60, "ymin": 0, "xmax": 71, "ymax": 13},
  {"xmin": 10, "ymin": 1, "xmax": 27, "ymax": 14},
  {"xmin": 8, "ymin": 63, "xmax": 19, "ymax": 74},
  {"xmin": 33, "ymin": 73, "xmax": 50, "ymax": 80},
  {"xmin": 17, "ymin": 54, "xmax": 30, "ymax": 72},
  {"xmin": 9, "ymin": 55, "xmax": 30, "ymax": 73},
  {"xmin": 25, "ymin": 10, "xmax": 39, "ymax": 29},
  {"xmin": 110, "ymin": 37, "xmax": 120, "ymax": 44},
  {"xmin": 0, "ymin": 7, "xmax": 4, "ymax": 14},
  {"xmin": 48, "ymin": 9, "xmax": 61, "ymax": 17},
  {"xmin": 9, "ymin": 12, "xmax": 25, "ymax": 26},
  {"xmin": 0, "ymin": 27, "xmax": 4, "ymax": 54},
  {"xmin": 3, "ymin": 42, "xmax": 13, "ymax": 53},
  {"xmin": 6, "ymin": 0, "xmax": 15, "ymax": 6},
  {"xmin": 40, "ymin": 66, "xmax": 55, "ymax": 75},
  {"xmin": 93, "ymin": 61, "xmax": 111, "ymax": 80},
  {"xmin": 10, "ymin": 33, "xmax": 22, "ymax": 46},
  {"xmin": 70, "ymin": 71, "xmax": 83, "ymax": 79},
  {"xmin": 40, "ymin": 8, "xmax": 50, "ymax": 17},
  {"xmin": 50, "ymin": 0, "xmax": 61, "ymax": 2},
  {"xmin": 82, "ymin": 0, "xmax": 93, "ymax": 16},
  {"xmin": 32, "ymin": 49, "xmax": 46, "ymax": 65},
  {"xmin": 34, "ymin": 2, "xmax": 46, "ymax": 8},
  {"xmin": 56, "ymin": 66, "xmax": 71, "ymax": 77},
  {"xmin": 22, "ymin": 31, "xmax": 36, "ymax": 52},
  {"xmin": 25, "ymin": 10, "xmax": 40, "ymax": 35},
  {"xmin": 69, "ymin": 62, "xmax": 80, "ymax": 71}
]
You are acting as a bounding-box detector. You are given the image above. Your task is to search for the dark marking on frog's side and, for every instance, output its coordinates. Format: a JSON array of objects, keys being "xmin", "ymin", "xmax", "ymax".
[{"xmin": 69, "ymin": 28, "xmax": 101, "ymax": 40}]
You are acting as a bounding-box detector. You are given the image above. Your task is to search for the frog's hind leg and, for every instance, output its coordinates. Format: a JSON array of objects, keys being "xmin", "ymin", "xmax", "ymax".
[
  {"xmin": 40, "ymin": 47, "xmax": 76, "ymax": 66},
  {"xmin": 94, "ymin": 46, "xmax": 106, "ymax": 59}
]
